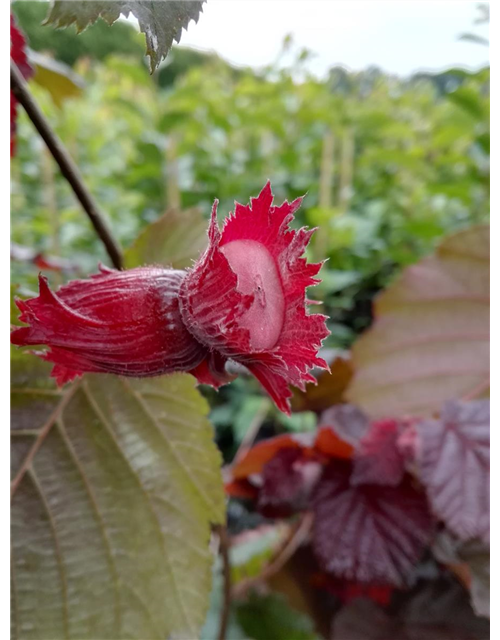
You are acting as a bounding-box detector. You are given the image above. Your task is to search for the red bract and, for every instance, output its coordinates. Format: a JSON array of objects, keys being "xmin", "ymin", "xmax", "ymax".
[
  {"xmin": 11, "ymin": 267, "xmax": 208, "ymax": 385},
  {"xmin": 11, "ymin": 184, "xmax": 329, "ymax": 413},
  {"xmin": 11, "ymin": 15, "xmax": 33, "ymax": 156},
  {"xmin": 179, "ymin": 182, "xmax": 330, "ymax": 414}
]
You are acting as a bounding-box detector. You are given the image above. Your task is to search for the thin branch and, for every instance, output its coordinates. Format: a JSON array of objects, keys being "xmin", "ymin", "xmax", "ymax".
[
  {"xmin": 11, "ymin": 59, "xmax": 123, "ymax": 270},
  {"xmin": 232, "ymin": 512, "xmax": 314, "ymax": 599},
  {"xmin": 214, "ymin": 524, "xmax": 232, "ymax": 640},
  {"xmin": 232, "ymin": 399, "xmax": 270, "ymax": 467}
]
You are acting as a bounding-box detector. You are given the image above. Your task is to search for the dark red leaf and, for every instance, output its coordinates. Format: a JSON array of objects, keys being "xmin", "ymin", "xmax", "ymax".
[
  {"xmin": 257, "ymin": 448, "xmax": 322, "ymax": 517},
  {"xmin": 319, "ymin": 404, "xmax": 370, "ymax": 447},
  {"xmin": 310, "ymin": 573, "xmax": 393, "ymax": 607},
  {"xmin": 415, "ymin": 399, "xmax": 489, "ymax": 543},
  {"xmin": 230, "ymin": 434, "xmax": 304, "ymax": 480},
  {"xmin": 314, "ymin": 424, "xmax": 354, "ymax": 460},
  {"xmin": 224, "ymin": 478, "xmax": 259, "ymax": 500},
  {"xmin": 312, "ymin": 462, "xmax": 434, "ymax": 587},
  {"xmin": 351, "ymin": 419, "xmax": 406, "ymax": 487}
]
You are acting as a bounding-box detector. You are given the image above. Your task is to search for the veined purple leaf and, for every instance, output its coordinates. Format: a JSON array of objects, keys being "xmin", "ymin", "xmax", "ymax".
[
  {"xmin": 312, "ymin": 462, "xmax": 434, "ymax": 587},
  {"xmin": 415, "ymin": 399, "xmax": 489, "ymax": 543}
]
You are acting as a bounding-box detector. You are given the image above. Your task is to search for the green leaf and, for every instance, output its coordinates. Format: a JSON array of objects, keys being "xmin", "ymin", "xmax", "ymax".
[
  {"xmin": 447, "ymin": 86, "xmax": 488, "ymax": 121},
  {"xmin": 29, "ymin": 50, "xmax": 84, "ymax": 107},
  {"xmin": 236, "ymin": 592, "xmax": 320, "ymax": 640},
  {"xmin": 124, "ymin": 207, "xmax": 208, "ymax": 269},
  {"xmin": 11, "ymin": 360, "xmax": 224, "ymax": 639},
  {"xmin": 45, "ymin": 1, "xmax": 206, "ymax": 72},
  {"xmin": 231, "ymin": 524, "xmax": 289, "ymax": 585},
  {"xmin": 347, "ymin": 225, "xmax": 489, "ymax": 417}
]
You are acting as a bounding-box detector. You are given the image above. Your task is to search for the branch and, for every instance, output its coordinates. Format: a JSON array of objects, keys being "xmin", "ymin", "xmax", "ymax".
[
  {"xmin": 11, "ymin": 59, "xmax": 123, "ymax": 270},
  {"xmin": 232, "ymin": 399, "xmax": 269, "ymax": 467},
  {"xmin": 213, "ymin": 524, "xmax": 232, "ymax": 640}
]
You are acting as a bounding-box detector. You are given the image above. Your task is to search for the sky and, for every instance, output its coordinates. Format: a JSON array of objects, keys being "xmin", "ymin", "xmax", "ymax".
[{"xmin": 179, "ymin": 0, "xmax": 489, "ymax": 78}]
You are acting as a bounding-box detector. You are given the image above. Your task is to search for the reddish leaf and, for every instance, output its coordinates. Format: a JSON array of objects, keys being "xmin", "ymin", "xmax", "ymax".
[
  {"xmin": 314, "ymin": 425, "xmax": 354, "ymax": 461},
  {"xmin": 347, "ymin": 225, "xmax": 489, "ymax": 418},
  {"xmin": 230, "ymin": 434, "xmax": 302, "ymax": 480},
  {"xmin": 312, "ymin": 462, "xmax": 434, "ymax": 587},
  {"xmin": 257, "ymin": 448, "xmax": 322, "ymax": 517},
  {"xmin": 415, "ymin": 399, "xmax": 489, "ymax": 543},
  {"xmin": 229, "ymin": 421, "xmax": 353, "ymax": 487},
  {"xmin": 351, "ymin": 419, "xmax": 406, "ymax": 486},
  {"xmin": 11, "ymin": 15, "xmax": 33, "ymax": 156},
  {"xmin": 310, "ymin": 573, "xmax": 393, "ymax": 607},
  {"xmin": 224, "ymin": 478, "xmax": 259, "ymax": 500},
  {"xmin": 319, "ymin": 403, "xmax": 369, "ymax": 447}
]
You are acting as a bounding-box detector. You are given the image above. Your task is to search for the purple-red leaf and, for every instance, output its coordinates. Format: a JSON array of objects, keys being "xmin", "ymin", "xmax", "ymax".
[
  {"xmin": 319, "ymin": 403, "xmax": 370, "ymax": 447},
  {"xmin": 312, "ymin": 462, "xmax": 434, "ymax": 587},
  {"xmin": 351, "ymin": 419, "xmax": 407, "ymax": 487},
  {"xmin": 415, "ymin": 399, "xmax": 489, "ymax": 543},
  {"xmin": 257, "ymin": 448, "xmax": 322, "ymax": 517}
]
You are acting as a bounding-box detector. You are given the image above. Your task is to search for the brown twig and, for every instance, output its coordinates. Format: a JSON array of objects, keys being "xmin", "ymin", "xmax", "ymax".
[
  {"xmin": 232, "ymin": 512, "xmax": 314, "ymax": 599},
  {"xmin": 213, "ymin": 523, "xmax": 232, "ymax": 640},
  {"xmin": 11, "ymin": 59, "xmax": 123, "ymax": 270}
]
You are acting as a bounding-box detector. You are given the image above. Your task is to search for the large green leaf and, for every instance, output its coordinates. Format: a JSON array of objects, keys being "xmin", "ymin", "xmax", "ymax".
[
  {"xmin": 347, "ymin": 225, "xmax": 489, "ymax": 417},
  {"xmin": 125, "ymin": 206, "xmax": 208, "ymax": 269},
  {"xmin": 45, "ymin": 1, "xmax": 206, "ymax": 72},
  {"xmin": 11, "ymin": 354, "xmax": 224, "ymax": 639}
]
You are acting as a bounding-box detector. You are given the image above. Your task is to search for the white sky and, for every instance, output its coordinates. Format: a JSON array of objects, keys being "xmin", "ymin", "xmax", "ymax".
[{"xmin": 180, "ymin": 0, "xmax": 489, "ymax": 77}]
